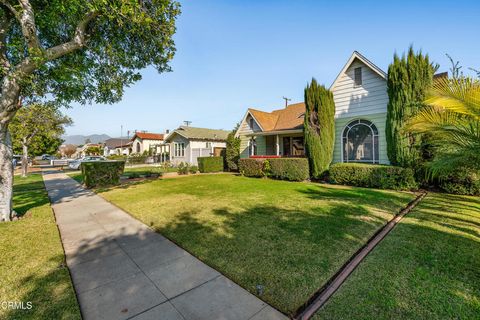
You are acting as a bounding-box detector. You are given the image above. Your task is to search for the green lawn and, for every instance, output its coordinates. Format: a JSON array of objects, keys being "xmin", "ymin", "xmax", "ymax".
[
  {"xmin": 98, "ymin": 174, "xmax": 415, "ymax": 315},
  {"xmin": 314, "ymin": 193, "xmax": 480, "ymax": 319},
  {"xmin": 0, "ymin": 174, "xmax": 81, "ymax": 320}
]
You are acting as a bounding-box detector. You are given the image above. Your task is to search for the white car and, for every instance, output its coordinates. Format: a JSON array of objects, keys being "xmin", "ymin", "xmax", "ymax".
[{"xmin": 68, "ymin": 156, "xmax": 106, "ymax": 170}]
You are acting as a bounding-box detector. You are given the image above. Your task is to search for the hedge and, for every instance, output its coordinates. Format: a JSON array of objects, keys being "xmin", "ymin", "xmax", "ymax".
[
  {"xmin": 239, "ymin": 158, "xmax": 265, "ymax": 177},
  {"xmin": 329, "ymin": 163, "xmax": 418, "ymax": 190},
  {"xmin": 269, "ymin": 158, "xmax": 309, "ymax": 181},
  {"xmin": 198, "ymin": 156, "xmax": 224, "ymax": 173},
  {"xmin": 81, "ymin": 161, "xmax": 125, "ymax": 188},
  {"xmin": 439, "ymin": 170, "xmax": 480, "ymax": 196}
]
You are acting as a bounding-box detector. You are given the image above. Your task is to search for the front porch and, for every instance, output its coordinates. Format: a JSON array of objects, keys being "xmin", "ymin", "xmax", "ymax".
[{"xmin": 246, "ymin": 131, "xmax": 305, "ymax": 157}]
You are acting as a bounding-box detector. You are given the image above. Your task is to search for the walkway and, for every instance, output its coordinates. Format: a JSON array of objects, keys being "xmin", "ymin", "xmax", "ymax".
[{"xmin": 43, "ymin": 170, "xmax": 286, "ymax": 320}]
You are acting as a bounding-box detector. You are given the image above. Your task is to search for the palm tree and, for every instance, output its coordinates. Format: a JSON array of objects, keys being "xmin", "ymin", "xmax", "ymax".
[{"xmin": 407, "ymin": 76, "xmax": 480, "ymax": 177}]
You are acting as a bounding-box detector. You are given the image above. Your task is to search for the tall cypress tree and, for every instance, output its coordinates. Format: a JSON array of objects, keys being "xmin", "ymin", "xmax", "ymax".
[
  {"xmin": 304, "ymin": 78, "xmax": 335, "ymax": 179},
  {"xmin": 386, "ymin": 46, "xmax": 436, "ymax": 167}
]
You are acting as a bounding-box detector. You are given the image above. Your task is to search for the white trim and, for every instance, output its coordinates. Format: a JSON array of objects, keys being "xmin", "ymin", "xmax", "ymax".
[
  {"xmin": 245, "ymin": 129, "xmax": 303, "ymax": 136},
  {"xmin": 341, "ymin": 118, "xmax": 379, "ymax": 164},
  {"xmin": 330, "ymin": 51, "xmax": 387, "ymax": 91},
  {"xmin": 235, "ymin": 109, "xmax": 265, "ymax": 137}
]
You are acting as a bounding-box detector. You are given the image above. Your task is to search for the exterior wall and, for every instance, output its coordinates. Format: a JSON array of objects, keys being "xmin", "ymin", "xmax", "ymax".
[
  {"xmin": 169, "ymin": 134, "xmax": 227, "ymax": 164},
  {"xmin": 333, "ymin": 112, "xmax": 389, "ymax": 164},
  {"xmin": 238, "ymin": 113, "xmax": 263, "ymax": 158},
  {"xmin": 332, "ymin": 59, "xmax": 388, "ymax": 119},
  {"xmin": 169, "ymin": 134, "xmax": 190, "ymax": 164},
  {"xmin": 132, "ymin": 138, "xmax": 163, "ymax": 154}
]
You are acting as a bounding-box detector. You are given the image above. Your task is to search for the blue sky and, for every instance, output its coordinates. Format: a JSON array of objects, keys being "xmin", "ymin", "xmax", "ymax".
[{"xmin": 63, "ymin": 0, "xmax": 480, "ymax": 137}]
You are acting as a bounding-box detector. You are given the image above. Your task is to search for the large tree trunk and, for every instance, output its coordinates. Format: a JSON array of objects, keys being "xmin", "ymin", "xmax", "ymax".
[
  {"xmin": 21, "ymin": 140, "xmax": 28, "ymax": 178},
  {"xmin": 0, "ymin": 126, "xmax": 13, "ymax": 221}
]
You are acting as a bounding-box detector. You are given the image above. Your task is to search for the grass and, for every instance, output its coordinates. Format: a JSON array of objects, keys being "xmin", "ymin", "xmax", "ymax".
[
  {"xmin": 0, "ymin": 173, "xmax": 81, "ymax": 320},
  {"xmin": 97, "ymin": 174, "xmax": 415, "ymax": 315},
  {"xmin": 314, "ymin": 193, "xmax": 480, "ymax": 319}
]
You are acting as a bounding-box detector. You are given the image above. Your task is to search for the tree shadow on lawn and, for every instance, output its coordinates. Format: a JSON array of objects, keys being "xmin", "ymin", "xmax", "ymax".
[
  {"xmin": 3, "ymin": 255, "xmax": 81, "ymax": 320},
  {"xmin": 150, "ymin": 202, "xmax": 395, "ymax": 314},
  {"xmin": 13, "ymin": 177, "xmax": 50, "ymax": 217}
]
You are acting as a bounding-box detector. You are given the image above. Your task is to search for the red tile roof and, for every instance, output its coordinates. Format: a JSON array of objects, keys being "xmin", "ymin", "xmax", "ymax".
[{"xmin": 131, "ymin": 132, "xmax": 164, "ymax": 141}]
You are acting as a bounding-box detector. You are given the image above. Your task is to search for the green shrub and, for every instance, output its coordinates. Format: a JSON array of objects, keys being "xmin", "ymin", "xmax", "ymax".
[
  {"xmin": 239, "ymin": 158, "xmax": 266, "ymax": 177},
  {"xmin": 439, "ymin": 170, "xmax": 480, "ymax": 195},
  {"xmin": 81, "ymin": 161, "xmax": 125, "ymax": 188},
  {"xmin": 107, "ymin": 154, "xmax": 127, "ymax": 160},
  {"xmin": 269, "ymin": 158, "xmax": 310, "ymax": 181},
  {"xmin": 198, "ymin": 156, "xmax": 223, "ymax": 173},
  {"xmin": 189, "ymin": 165, "xmax": 198, "ymax": 174},
  {"xmin": 127, "ymin": 153, "xmax": 148, "ymax": 165},
  {"xmin": 329, "ymin": 163, "xmax": 418, "ymax": 190},
  {"xmin": 177, "ymin": 162, "xmax": 189, "ymax": 175}
]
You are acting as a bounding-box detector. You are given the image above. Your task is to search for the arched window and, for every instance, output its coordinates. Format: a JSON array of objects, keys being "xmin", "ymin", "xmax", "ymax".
[
  {"xmin": 136, "ymin": 142, "xmax": 141, "ymax": 153},
  {"xmin": 342, "ymin": 119, "xmax": 379, "ymax": 163}
]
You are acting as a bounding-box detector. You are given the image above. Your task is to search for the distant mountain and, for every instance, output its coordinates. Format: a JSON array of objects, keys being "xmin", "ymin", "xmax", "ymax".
[{"xmin": 62, "ymin": 134, "xmax": 111, "ymax": 145}]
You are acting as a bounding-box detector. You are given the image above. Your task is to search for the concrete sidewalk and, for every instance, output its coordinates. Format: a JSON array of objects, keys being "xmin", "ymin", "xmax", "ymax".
[{"xmin": 43, "ymin": 170, "xmax": 286, "ymax": 320}]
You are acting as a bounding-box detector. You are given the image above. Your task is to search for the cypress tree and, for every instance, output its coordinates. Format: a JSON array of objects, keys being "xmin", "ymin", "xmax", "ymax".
[
  {"xmin": 304, "ymin": 78, "xmax": 335, "ymax": 179},
  {"xmin": 386, "ymin": 46, "xmax": 436, "ymax": 167}
]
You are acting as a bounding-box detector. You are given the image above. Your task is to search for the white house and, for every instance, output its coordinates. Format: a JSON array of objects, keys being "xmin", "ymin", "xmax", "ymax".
[{"xmin": 130, "ymin": 132, "xmax": 165, "ymax": 154}]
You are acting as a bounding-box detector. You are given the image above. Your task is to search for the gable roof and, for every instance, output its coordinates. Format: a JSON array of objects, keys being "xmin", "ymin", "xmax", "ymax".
[
  {"xmin": 330, "ymin": 51, "xmax": 387, "ymax": 90},
  {"xmin": 247, "ymin": 102, "xmax": 305, "ymax": 132},
  {"xmin": 131, "ymin": 132, "xmax": 164, "ymax": 141},
  {"xmin": 166, "ymin": 126, "xmax": 229, "ymax": 142}
]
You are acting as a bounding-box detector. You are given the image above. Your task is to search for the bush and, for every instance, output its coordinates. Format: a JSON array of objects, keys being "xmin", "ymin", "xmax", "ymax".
[
  {"xmin": 127, "ymin": 153, "xmax": 148, "ymax": 165},
  {"xmin": 269, "ymin": 158, "xmax": 310, "ymax": 181},
  {"xmin": 189, "ymin": 165, "xmax": 198, "ymax": 174},
  {"xmin": 81, "ymin": 161, "xmax": 125, "ymax": 188},
  {"xmin": 239, "ymin": 158, "xmax": 266, "ymax": 177},
  {"xmin": 177, "ymin": 162, "xmax": 189, "ymax": 175},
  {"xmin": 439, "ymin": 170, "xmax": 480, "ymax": 195},
  {"xmin": 198, "ymin": 156, "xmax": 223, "ymax": 173},
  {"xmin": 329, "ymin": 163, "xmax": 418, "ymax": 190}
]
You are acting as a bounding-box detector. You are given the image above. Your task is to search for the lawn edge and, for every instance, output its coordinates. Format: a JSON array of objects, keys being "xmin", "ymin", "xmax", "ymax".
[{"xmin": 294, "ymin": 191, "xmax": 427, "ymax": 320}]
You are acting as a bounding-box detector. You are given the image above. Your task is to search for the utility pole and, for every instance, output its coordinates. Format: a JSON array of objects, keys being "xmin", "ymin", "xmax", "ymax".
[{"xmin": 282, "ymin": 96, "xmax": 291, "ymax": 108}]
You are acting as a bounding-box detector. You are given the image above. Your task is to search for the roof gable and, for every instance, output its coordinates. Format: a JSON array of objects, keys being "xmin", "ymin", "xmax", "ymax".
[
  {"xmin": 245, "ymin": 103, "xmax": 305, "ymax": 132},
  {"xmin": 131, "ymin": 132, "xmax": 164, "ymax": 141},
  {"xmin": 166, "ymin": 126, "xmax": 229, "ymax": 142},
  {"xmin": 330, "ymin": 51, "xmax": 386, "ymax": 90}
]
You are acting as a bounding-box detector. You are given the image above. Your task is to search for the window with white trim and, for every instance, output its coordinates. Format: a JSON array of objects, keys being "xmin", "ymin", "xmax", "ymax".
[
  {"xmin": 342, "ymin": 119, "xmax": 378, "ymax": 163},
  {"xmin": 174, "ymin": 142, "xmax": 185, "ymax": 157}
]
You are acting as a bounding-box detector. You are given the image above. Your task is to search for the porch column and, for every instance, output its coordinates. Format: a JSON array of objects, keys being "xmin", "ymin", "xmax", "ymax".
[{"xmin": 275, "ymin": 135, "xmax": 280, "ymax": 156}]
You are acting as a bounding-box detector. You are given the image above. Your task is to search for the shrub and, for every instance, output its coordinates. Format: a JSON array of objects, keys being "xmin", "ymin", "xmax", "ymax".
[
  {"xmin": 269, "ymin": 158, "xmax": 310, "ymax": 181},
  {"xmin": 329, "ymin": 163, "xmax": 418, "ymax": 190},
  {"xmin": 81, "ymin": 161, "xmax": 125, "ymax": 188},
  {"xmin": 226, "ymin": 129, "xmax": 241, "ymax": 171},
  {"xmin": 439, "ymin": 170, "xmax": 480, "ymax": 196},
  {"xmin": 239, "ymin": 158, "xmax": 266, "ymax": 177},
  {"xmin": 198, "ymin": 156, "xmax": 223, "ymax": 173},
  {"xmin": 107, "ymin": 154, "xmax": 127, "ymax": 161},
  {"xmin": 189, "ymin": 165, "xmax": 198, "ymax": 174},
  {"xmin": 177, "ymin": 162, "xmax": 189, "ymax": 175},
  {"xmin": 127, "ymin": 153, "xmax": 148, "ymax": 165}
]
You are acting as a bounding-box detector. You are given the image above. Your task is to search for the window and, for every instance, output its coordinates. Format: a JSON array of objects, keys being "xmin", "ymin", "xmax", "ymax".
[
  {"xmin": 136, "ymin": 142, "xmax": 141, "ymax": 153},
  {"xmin": 249, "ymin": 118, "xmax": 255, "ymax": 130},
  {"xmin": 174, "ymin": 142, "xmax": 185, "ymax": 157},
  {"xmin": 206, "ymin": 142, "xmax": 212, "ymax": 148},
  {"xmin": 249, "ymin": 138, "xmax": 257, "ymax": 156},
  {"xmin": 342, "ymin": 119, "xmax": 379, "ymax": 163},
  {"xmin": 354, "ymin": 67, "xmax": 362, "ymax": 87}
]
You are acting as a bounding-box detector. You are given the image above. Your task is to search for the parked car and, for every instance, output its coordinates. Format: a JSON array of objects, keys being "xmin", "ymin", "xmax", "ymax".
[
  {"xmin": 42, "ymin": 154, "xmax": 56, "ymax": 160},
  {"xmin": 68, "ymin": 156, "xmax": 106, "ymax": 170},
  {"xmin": 12, "ymin": 155, "xmax": 21, "ymax": 167}
]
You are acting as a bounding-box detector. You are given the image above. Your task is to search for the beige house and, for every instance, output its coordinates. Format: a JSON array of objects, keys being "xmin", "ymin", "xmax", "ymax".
[
  {"xmin": 130, "ymin": 132, "xmax": 165, "ymax": 154},
  {"xmin": 236, "ymin": 51, "xmax": 390, "ymax": 164},
  {"xmin": 160, "ymin": 126, "xmax": 229, "ymax": 165}
]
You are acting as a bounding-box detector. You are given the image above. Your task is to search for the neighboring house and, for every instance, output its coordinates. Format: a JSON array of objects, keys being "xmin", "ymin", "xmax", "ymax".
[
  {"xmin": 103, "ymin": 138, "xmax": 132, "ymax": 156},
  {"xmin": 74, "ymin": 143, "xmax": 103, "ymax": 158},
  {"xmin": 163, "ymin": 126, "xmax": 229, "ymax": 165},
  {"xmin": 237, "ymin": 51, "xmax": 390, "ymax": 165},
  {"xmin": 130, "ymin": 132, "xmax": 165, "ymax": 154}
]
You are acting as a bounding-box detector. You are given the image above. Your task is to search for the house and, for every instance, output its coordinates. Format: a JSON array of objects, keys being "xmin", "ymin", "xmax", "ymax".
[
  {"xmin": 74, "ymin": 143, "xmax": 103, "ymax": 158},
  {"xmin": 130, "ymin": 132, "xmax": 165, "ymax": 154},
  {"xmin": 103, "ymin": 138, "xmax": 132, "ymax": 156},
  {"xmin": 237, "ymin": 51, "xmax": 389, "ymax": 165},
  {"xmin": 161, "ymin": 126, "xmax": 229, "ymax": 165}
]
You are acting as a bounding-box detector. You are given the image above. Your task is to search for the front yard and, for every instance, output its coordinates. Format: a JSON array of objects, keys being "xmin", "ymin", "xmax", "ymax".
[
  {"xmin": 0, "ymin": 174, "xmax": 80, "ymax": 320},
  {"xmin": 98, "ymin": 174, "xmax": 415, "ymax": 315},
  {"xmin": 315, "ymin": 193, "xmax": 480, "ymax": 319}
]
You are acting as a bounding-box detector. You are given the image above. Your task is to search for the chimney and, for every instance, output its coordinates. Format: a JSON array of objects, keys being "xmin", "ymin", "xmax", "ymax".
[{"xmin": 166, "ymin": 129, "xmax": 170, "ymax": 134}]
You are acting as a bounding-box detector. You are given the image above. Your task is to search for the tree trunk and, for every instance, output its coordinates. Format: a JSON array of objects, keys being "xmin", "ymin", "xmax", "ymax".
[
  {"xmin": 22, "ymin": 140, "xmax": 28, "ymax": 177},
  {"xmin": 0, "ymin": 126, "xmax": 13, "ymax": 221}
]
